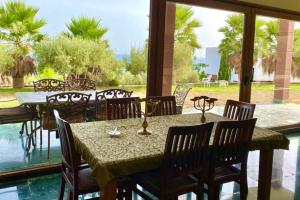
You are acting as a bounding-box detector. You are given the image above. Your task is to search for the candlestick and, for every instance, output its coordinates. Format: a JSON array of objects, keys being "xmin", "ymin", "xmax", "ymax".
[{"xmin": 190, "ymin": 96, "xmax": 217, "ymax": 123}]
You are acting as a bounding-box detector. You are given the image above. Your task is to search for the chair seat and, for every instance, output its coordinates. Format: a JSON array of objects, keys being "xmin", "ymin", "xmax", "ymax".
[
  {"xmin": 132, "ymin": 168, "xmax": 199, "ymax": 196},
  {"xmin": 0, "ymin": 106, "xmax": 34, "ymax": 123},
  {"xmin": 212, "ymin": 165, "xmax": 241, "ymax": 183},
  {"xmin": 77, "ymin": 167, "xmax": 99, "ymax": 193}
]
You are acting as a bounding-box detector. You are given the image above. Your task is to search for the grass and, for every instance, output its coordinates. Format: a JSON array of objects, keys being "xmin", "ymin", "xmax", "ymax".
[{"xmin": 1, "ymin": 83, "xmax": 300, "ymax": 108}]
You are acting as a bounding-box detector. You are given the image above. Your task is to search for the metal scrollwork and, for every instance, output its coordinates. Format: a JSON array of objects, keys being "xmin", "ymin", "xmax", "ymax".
[
  {"xmin": 46, "ymin": 92, "xmax": 91, "ymax": 122},
  {"xmin": 94, "ymin": 89, "xmax": 133, "ymax": 121},
  {"xmin": 173, "ymin": 84, "xmax": 192, "ymax": 114},
  {"xmin": 66, "ymin": 78, "xmax": 96, "ymax": 91},
  {"xmin": 33, "ymin": 79, "xmax": 65, "ymax": 92}
]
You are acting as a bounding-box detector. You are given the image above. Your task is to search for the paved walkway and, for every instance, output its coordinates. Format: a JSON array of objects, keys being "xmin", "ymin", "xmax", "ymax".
[{"xmin": 183, "ymin": 103, "xmax": 300, "ymax": 128}]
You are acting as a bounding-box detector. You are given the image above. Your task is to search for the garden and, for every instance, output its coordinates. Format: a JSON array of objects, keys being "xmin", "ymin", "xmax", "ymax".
[{"xmin": 1, "ymin": 1, "xmax": 300, "ymax": 109}]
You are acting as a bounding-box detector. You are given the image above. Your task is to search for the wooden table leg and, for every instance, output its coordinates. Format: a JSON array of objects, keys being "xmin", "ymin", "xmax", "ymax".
[
  {"xmin": 257, "ymin": 149, "xmax": 274, "ymax": 200},
  {"xmin": 100, "ymin": 180, "xmax": 117, "ymax": 200}
]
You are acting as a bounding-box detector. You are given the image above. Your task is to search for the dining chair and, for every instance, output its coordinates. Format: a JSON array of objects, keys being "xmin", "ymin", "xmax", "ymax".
[
  {"xmin": 94, "ymin": 89, "xmax": 133, "ymax": 121},
  {"xmin": 106, "ymin": 97, "xmax": 141, "ymax": 120},
  {"xmin": 131, "ymin": 122, "xmax": 214, "ymax": 200},
  {"xmin": 54, "ymin": 110, "xmax": 133, "ymax": 200},
  {"xmin": 44, "ymin": 92, "xmax": 91, "ymax": 159},
  {"xmin": 206, "ymin": 118, "xmax": 257, "ymax": 200},
  {"xmin": 146, "ymin": 96, "xmax": 177, "ymax": 116},
  {"xmin": 33, "ymin": 78, "xmax": 66, "ymax": 146},
  {"xmin": 54, "ymin": 109, "xmax": 99, "ymax": 200},
  {"xmin": 33, "ymin": 79, "xmax": 65, "ymax": 92},
  {"xmin": 66, "ymin": 78, "xmax": 96, "ymax": 91},
  {"xmin": 223, "ymin": 99, "xmax": 256, "ymax": 120},
  {"xmin": 173, "ymin": 83, "xmax": 192, "ymax": 114}
]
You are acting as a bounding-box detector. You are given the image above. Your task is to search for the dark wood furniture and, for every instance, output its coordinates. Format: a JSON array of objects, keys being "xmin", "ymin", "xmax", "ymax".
[
  {"xmin": 132, "ymin": 122, "xmax": 214, "ymax": 200},
  {"xmin": 223, "ymin": 99, "xmax": 256, "ymax": 120},
  {"xmin": 173, "ymin": 84, "xmax": 192, "ymax": 114},
  {"xmin": 54, "ymin": 110, "xmax": 132, "ymax": 200},
  {"xmin": 95, "ymin": 89, "xmax": 133, "ymax": 121},
  {"xmin": 33, "ymin": 79, "xmax": 65, "ymax": 92},
  {"xmin": 106, "ymin": 97, "xmax": 141, "ymax": 120},
  {"xmin": 54, "ymin": 109, "xmax": 99, "ymax": 200},
  {"xmin": 206, "ymin": 118, "xmax": 257, "ymax": 200},
  {"xmin": 44, "ymin": 92, "xmax": 91, "ymax": 159},
  {"xmin": 66, "ymin": 78, "xmax": 96, "ymax": 91},
  {"xmin": 146, "ymin": 96, "xmax": 177, "ymax": 116}
]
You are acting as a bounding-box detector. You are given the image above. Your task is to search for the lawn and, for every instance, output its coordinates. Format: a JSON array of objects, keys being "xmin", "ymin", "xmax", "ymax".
[{"xmin": 1, "ymin": 83, "xmax": 300, "ymax": 108}]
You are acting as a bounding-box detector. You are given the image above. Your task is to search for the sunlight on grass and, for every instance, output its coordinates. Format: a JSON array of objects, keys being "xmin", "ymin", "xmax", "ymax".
[{"xmin": 0, "ymin": 100, "xmax": 20, "ymax": 108}]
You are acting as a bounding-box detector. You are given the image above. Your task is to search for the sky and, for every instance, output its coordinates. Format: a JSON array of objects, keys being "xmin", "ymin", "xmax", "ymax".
[{"xmin": 1, "ymin": 0, "xmax": 300, "ymax": 57}]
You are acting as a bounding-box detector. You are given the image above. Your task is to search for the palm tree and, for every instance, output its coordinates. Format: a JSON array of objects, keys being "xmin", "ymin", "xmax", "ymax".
[
  {"xmin": 66, "ymin": 16, "xmax": 107, "ymax": 41},
  {"xmin": 218, "ymin": 14, "xmax": 244, "ymax": 77},
  {"xmin": 175, "ymin": 5, "xmax": 201, "ymax": 50},
  {"xmin": 218, "ymin": 15, "xmax": 300, "ymax": 79},
  {"xmin": 0, "ymin": 1, "xmax": 46, "ymax": 88}
]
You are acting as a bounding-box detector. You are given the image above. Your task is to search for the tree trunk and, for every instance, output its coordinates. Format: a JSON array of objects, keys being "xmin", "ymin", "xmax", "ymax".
[{"xmin": 12, "ymin": 76, "xmax": 24, "ymax": 88}]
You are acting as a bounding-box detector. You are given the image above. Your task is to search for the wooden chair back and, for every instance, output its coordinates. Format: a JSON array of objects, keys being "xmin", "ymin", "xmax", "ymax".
[
  {"xmin": 66, "ymin": 78, "xmax": 96, "ymax": 91},
  {"xmin": 45, "ymin": 92, "xmax": 91, "ymax": 126},
  {"xmin": 33, "ymin": 79, "xmax": 65, "ymax": 92},
  {"xmin": 223, "ymin": 99, "xmax": 256, "ymax": 120},
  {"xmin": 173, "ymin": 84, "xmax": 191, "ymax": 114},
  {"xmin": 54, "ymin": 110, "xmax": 80, "ymax": 186},
  {"xmin": 95, "ymin": 89, "xmax": 133, "ymax": 120},
  {"xmin": 161, "ymin": 122, "xmax": 214, "ymax": 182},
  {"xmin": 147, "ymin": 96, "xmax": 177, "ymax": 116},
  {"xmin": 211, "ymin": 118, "xmax": 257, "ymax": 169},
  {"xmin": 106, "ymin": 97, "xmax": 141, "ymax": 120}
]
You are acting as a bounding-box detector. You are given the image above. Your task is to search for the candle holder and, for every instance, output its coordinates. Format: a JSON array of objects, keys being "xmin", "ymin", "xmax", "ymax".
[
  {"xmin": 135, "ymin": 98, "xmax": 160, "ymax": 135},
  {"xmin": 190, "ymin": 96, "xmax": 218, "ymax": 123}
]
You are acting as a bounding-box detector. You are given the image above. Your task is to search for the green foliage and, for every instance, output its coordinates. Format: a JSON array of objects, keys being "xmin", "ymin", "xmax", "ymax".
[
  {"xmin": 123, "ymin": 46, "xmax": 147, "ymax": 75},
  {"xmin": 173, "ymin": 41, "xmax": 199, "ymax": 83},
  {"xmin": 218, "ymin": 55, "xmax": 231, "ymax": 81},
  {"xmin": 219, "ymin": 14, "xmax": 300, "ymax": 77},
  {"xmin": 175, "ymin": 5, "xmax": 201, "ymax": 50},
  {"xmin": 66, "ymin": 16, "xmax": 107, "ymax": 41},
  {"xmin": 0, "ymin": 1, "xmax": 46, "ymax": 53},
  {"xmin": 25, "ymin": 67, "xmax": 63, "ymax": 85},
  {"xmin": 33, "ymin": 36, "xmax": 121, "ymax": 85},
  {"xmin": 0, "ymin": 44, "xmax": 14, "ymax": 72},
  {"xmin": 193, "ymin": 62, "xmax": 208, "ymax": 80},
  {"xmin": 120, "ymin": 71, "xmax": 147, "ymax": 85}
]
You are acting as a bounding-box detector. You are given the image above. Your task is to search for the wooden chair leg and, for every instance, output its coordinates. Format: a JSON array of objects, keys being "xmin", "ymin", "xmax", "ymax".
[
  {"xmin": 240, "ymin": 176, "xmax": 248, "ymax": 200},
  {"xmin": 67, "ymin": 190, "xmax": 73, "ymax": 200},
  {"xmin": 48, "ymin": 130, "xmax": 50, "ymax": 159},
  {"xmin": 208, "ymin": 184, "xmax": 220, "ymax": 200},
  {"xmin": 196, "ymin": 180, "xmax": 204, "ymax": 200},
  {"xmin": 59, "ymin": 177, "xmax": 66, "ymax": 200}
]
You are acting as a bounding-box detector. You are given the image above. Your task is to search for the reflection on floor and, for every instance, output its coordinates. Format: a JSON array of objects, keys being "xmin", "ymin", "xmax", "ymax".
[
  {"xmin": 0, "ymin": 123, "xmax": 61, "ymax": 172},
  {"xmin": 0, "ymin": 133, "xmax": 299, "ymax": 199}
]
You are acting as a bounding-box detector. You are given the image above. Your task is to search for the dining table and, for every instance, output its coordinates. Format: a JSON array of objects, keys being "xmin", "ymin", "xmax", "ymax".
[
  {"xmin": 15, "ymin": 91, "xmax": 97, "ymax": 150},
  {"xmin": 70, "ymin": 112, "xmax": 290, "ymax": 200}
]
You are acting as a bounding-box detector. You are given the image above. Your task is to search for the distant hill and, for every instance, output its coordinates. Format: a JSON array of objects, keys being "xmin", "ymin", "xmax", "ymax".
[{"xmin": 116, "ymin": 54, "xmax": 128, "ymax": 61}]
